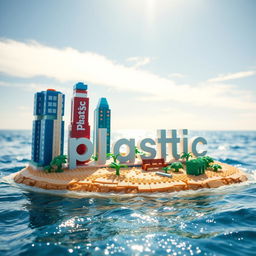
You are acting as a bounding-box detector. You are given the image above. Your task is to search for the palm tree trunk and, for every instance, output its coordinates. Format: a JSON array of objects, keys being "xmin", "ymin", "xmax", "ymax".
[{"xmin": 116, "ymin": 167, "xmax": 120, "ymax": 176}]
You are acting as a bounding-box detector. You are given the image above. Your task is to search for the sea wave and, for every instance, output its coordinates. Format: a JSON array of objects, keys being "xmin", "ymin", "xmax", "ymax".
[{"xmin": 0, "ymin": 130, "xmax": 256, "ymax": 256}]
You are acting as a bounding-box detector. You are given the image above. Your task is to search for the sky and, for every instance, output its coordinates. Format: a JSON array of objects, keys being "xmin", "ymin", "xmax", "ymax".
[{"xmin": 0, "ymin": 0, "xmax": 255, "ymax": 131}]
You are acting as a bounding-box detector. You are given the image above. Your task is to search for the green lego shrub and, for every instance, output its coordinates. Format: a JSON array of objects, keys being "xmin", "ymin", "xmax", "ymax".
[
  {"xmin": 170, "ymin": 162, "xmax": 183, "ymax": 172},
  {"xmin": 43, "ymin": 155, "xmax": 67, "ymax": 173},
  {"xmin": 202, "ymin": 156, "xmax": 214, "ymax": 167},
  {"xmin": 186, "ymin": 157, "xmax": 206, "ymax": 176},
  {"xmin": 210, "ymin": 164, "xmax": 222, "ymax": 172}
]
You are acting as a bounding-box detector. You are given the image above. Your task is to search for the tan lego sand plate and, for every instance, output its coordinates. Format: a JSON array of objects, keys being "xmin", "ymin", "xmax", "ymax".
[{"xmin": 14, "ymin": 162, "xmax": 248, "ymax": 193}]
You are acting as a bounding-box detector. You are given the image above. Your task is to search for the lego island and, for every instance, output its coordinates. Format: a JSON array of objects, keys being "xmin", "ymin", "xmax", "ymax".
[{"xmin": 14, "ymin": 82, "xmax": 248, "ymax": 193}]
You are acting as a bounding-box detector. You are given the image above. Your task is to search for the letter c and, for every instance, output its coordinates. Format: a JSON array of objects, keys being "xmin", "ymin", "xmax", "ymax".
[{"xmin": 191, "ymin": 137, "xmax": 207, "ymax": 157}]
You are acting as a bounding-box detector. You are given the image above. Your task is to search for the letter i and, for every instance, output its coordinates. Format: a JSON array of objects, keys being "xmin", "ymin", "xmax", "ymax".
[
  {"xmin": 96, "ymin": 128, "xmax": 107, "ymax": 165},
  {"xmin": 179, "ymin": 129, "xmax": 188, "ymax": 154}
]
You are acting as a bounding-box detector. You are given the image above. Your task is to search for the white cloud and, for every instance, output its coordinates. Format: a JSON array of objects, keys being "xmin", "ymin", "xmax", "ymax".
[
  {"xmin": 0, "ymin": 39, "xmax": 256, "ymax": 112},
  {"xmin": 0, "ymin": 80, "xmax": 70, "ymax": 94},
  {"xmin": 168, "ymin": 73, "xmax": 185, "ymax": 78},
  {"xmin": 17, "ymin": 106, "xmax": 30, "ymax": 111},
  {"xmin": 126, "ymin": 56, "xmax": 152, "ymax": 68},
  {"xmin": 207, "ymin": 70, "xmax": 256, "ymax": 82},
  {"xmin": 0, "ymin": 81, "xmax": 9, "ymax": 87}
]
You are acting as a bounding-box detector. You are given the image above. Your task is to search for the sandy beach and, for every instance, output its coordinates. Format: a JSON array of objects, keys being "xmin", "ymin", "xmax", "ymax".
[{"xmin": 14, "ymin": 162, "xmax": 248, "ymax": 193}]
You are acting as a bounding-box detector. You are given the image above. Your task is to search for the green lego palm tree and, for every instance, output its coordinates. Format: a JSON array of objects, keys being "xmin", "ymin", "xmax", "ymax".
[
  {"xmin": 162, "ymin": 166, "xmax": 172, "ymax": 173},
  {"xmin": 91, "ymin": 154, "xmax": 98, "ymax": 161},
  {"xmin": 106, "ymin": 153, "xmax": 120, "ymax": 163},
  {"xmin": 170, "ymin": 162, "xmax": 183, "ymax": 172},
  {"xmin": 211, "ymin": 164, "xmax": 222, "ymax": 172},
  {"xmin": 109, "ymin": 162, "xmax": 128, "ymax": 176},
  {"xmin": 50, "ymin": 155, "xmax": 67, "ymax": 172},
  {"xmin": 202, "ymin": 156, "xmax": 214, "ymax": 167},
  {"xmin": 135, "ymin": 146, "xmax": 146, "ymax": 158},
  {"xmin": 106, "ymin": 153, "xmax": 127, "ymax": 176},
  {"xmin": 180, "ymin": 152, "xmax": 193, "ymax": 161}
]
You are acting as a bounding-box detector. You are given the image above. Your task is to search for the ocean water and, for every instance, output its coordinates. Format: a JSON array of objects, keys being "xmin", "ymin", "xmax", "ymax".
[{"xmin": 0, "ymin": 130, "xmax": 256, "ymax": 256}]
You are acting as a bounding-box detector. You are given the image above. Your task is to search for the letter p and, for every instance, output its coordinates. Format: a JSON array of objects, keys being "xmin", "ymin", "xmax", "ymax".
[{"xmin": 68, "ymin": 138, "xmax": 93, "ymax": 169}]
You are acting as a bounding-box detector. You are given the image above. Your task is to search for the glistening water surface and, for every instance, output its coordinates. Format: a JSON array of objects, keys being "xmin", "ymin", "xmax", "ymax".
[{"xmin": 0, "ymin": 130, "xmax": 256, "ymax": 256}]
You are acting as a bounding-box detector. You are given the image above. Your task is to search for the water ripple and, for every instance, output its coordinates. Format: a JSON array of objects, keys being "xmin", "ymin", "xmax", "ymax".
[{"xmin": 0, "ymin": 130, "xmax": 256, "ymax": 255}]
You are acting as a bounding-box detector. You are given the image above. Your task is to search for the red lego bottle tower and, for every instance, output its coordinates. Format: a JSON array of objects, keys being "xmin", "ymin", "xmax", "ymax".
[{"xmin": 69, "ymin": 82, "xmax": 90, "ymax": 164}]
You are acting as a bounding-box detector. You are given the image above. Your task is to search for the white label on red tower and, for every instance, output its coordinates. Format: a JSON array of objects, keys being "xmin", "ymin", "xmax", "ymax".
[
  {"xmin": 71, "ymin": 97, "xmax": 90, "ymax": 138},
  {"xmin": 76, "ymin": 101, "xmax": 86, "ymax": 131}
]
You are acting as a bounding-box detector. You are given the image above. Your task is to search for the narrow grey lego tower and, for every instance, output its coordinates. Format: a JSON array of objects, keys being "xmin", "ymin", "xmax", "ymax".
[{"xmin": 93, "ymin": 98, "xmax": 111, "ymax": 156}]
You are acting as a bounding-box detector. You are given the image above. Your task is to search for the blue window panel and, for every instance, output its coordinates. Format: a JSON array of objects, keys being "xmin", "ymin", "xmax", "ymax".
[
  {"xmin": 31, "ymin": 120, "xmax": 41, "ymax": 163},
  {"xmin": 31, "ymin": 121, "xmax": 36, "ymax": 160},
  {"xmin": 60, "ymin": 121, "xmax": 65, "ymax": 155},
  {"xmin": 34, "ymin": 92, "xmax": 44, "ymax": 116},
  {"xmin": 43, "ymin": 91, "xmax": 56, "ymax": 115},
  {"xmin": 61, "ymin": 94, "xmax": 65, "ymax": 116},
  {"xmin": 94, "ymin": 99, "xmax": 111, "ymax": 154},
  {"xmin": 39, "ymin": 119, "xmax": 53, "ymax": 166}
]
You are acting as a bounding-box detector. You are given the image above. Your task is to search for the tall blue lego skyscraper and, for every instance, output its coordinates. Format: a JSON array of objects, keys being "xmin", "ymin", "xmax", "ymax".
[
  {"xmin": 94, "ymin": 98, "xmax": 111, "ymax": 154},
  {"xmin": 31, "ymin": 89, "xmax": 65, "ymax": 166}
]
